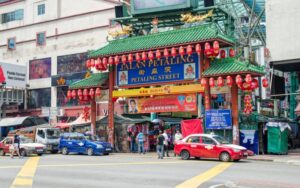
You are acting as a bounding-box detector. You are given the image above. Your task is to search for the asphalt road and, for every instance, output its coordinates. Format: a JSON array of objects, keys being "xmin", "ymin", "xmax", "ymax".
[{"xmin": 1, "ymin": 153, "xmax": 300, "ymax": 188}]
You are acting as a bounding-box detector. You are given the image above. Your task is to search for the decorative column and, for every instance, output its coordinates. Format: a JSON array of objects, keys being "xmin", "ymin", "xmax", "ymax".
[
  {"xmin": 108, "ymin": 67, "xmax": 115, "ymax": 147},
  {"xmin": 231, "ymin": 83, "xmax": 239, "ymax": 145},
  {"xmin": 91, "ymin": 99, "xmax": 96, "ymax": 135}
]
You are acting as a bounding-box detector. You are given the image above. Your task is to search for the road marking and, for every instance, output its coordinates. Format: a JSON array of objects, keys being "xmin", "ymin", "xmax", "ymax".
[
  {"xmin": 10, "ymin": 157, "xmax": 40, "ymax": 188},
  {"xmin": 175, "ymin": 162, "xmax": 233, "ymax": 188}
]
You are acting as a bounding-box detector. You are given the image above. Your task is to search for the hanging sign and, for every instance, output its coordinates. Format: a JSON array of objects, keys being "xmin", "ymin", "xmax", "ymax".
[
  {"xmin": 116, "ymin": 53, "xmax": 199, "ymax": 87},
  {"xmin": 127, "ymin": 94, "xmax": 197, "ymax": 114},
  {"xmin": 205, "ymin": 109, "xmax": 232, "ymax": 129}
]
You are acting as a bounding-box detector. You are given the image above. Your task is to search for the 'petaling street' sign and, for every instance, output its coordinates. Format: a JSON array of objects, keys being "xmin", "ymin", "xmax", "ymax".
[{"xmin": 116, "ymin": 53, "xmax": 199, "ymax": 87}]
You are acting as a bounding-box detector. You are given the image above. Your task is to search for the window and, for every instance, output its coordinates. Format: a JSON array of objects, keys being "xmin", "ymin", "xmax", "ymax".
[
  {"xmin": 1, "ymin": 9, "xmax": 24, "ymax": 23},
  {"xmin": 7, "ymin": 38, "xmax": 16, "ymax": 50},
  {"xmin": 37, "ymin": 4, "xmax": 45, "ymax": 15},
  {"xmin": 37, "ymin": 130, "xmax": 45, "ymax": 139},
  {"xmin": 36, "ymin": 32, "xmax": 46, "ymax": 46},
  {"xmin": 202, "ymin": 137, "xmax": 216, "ymax": 145},
  {"xmin": 187, "ymin": 136, "xmax": 200, "ymax": 143}
]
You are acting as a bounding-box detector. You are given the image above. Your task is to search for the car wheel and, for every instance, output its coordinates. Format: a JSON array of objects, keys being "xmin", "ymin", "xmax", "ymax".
[
  {"xmin": 0, "ymin": 149, "xmax": 5, "ymax": 156},
  {"xmin": 62, "ymin": 147, "xmax": 69, "ymax": 155},
  {"xmin": 20, "ymin": 149, "xmax": 27, "ymax": 157},
  {"xmin": 87, "ymin": 148, "xmax": 94, "ymax": 156},
  {"xmin": 51, "ymin": 150, "xmax": 59, "ymax": 154},
  {"xmin": 219, "ymin": 152, "xmax": 231, "ymax": 162},
  {"xmin": 104, "ymin": 153, "xmax": 109, "ymax": 156},
  {"xmin": 180, "ymin": 150, "xmax": 190, "ymax": 160}
]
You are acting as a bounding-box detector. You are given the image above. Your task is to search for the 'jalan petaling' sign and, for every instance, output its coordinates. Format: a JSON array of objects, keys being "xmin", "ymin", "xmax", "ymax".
[{"xmin": 116, "ymin": 53, "xmax": 199, "ymax": 86}]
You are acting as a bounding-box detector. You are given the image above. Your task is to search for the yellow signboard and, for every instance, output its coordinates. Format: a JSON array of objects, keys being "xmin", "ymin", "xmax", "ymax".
[{"xmin": 113, "ymin": 84, "xmax": 204, "ymax": 98}]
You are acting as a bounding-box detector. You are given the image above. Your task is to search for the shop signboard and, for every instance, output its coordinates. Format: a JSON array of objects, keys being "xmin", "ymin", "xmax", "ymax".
[
  {"xmin": 205, "ymin": 109, "xmax": 232, "ymax": 129},
  {"xmin": 0, "ymin": 62, "xmax": 26, "ymax": 88},
  {"xmin": 51, "ymin": 72, "xmax": 88, "ymax": 87},
  {"xmin": 127, "ymin": 94, "xmax": 197, "ymax": 114},
  {"xmin": 116, "ymin": 53, "xmax": 199, "ymax": 87},
  {"xmin": 131, "ymin": 0, "xmax": 193, "ymax": 15}
]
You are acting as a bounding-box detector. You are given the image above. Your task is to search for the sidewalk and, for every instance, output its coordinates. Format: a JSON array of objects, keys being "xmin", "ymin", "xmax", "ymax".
[{"xmin": 247, "ymin": 149, "xmax": 300, "ymax": 165}]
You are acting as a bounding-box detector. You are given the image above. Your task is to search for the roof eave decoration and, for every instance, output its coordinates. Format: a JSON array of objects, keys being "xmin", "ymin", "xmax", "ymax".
[
  {"xmin": 202, "ymin": 58, "xmax": 265, "ymax": 77},
  {"xmin": 69, "ymin": 72, "xmax": 108, "ymax": 90},
  {"xmin": 88, "ymin": 24, "xmax": 235, "ymax": 58}
]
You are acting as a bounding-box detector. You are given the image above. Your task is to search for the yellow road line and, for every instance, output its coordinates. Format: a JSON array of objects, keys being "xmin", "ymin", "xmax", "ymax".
[
  {"xmin": 10, "ymin": 157, "xmax": 40, "ymax": 188},
  {"xmin": 175, "ymin": 162, "xmax": 233, "ymax": 188}
]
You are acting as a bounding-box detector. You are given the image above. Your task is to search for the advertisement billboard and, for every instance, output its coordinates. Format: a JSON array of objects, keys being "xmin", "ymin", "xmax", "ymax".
[
  {"xmin": 116, "ymin": 53, "xmax": 199, "ymax": 87},
  {"xmin": 127, "ymin": 94, "xmax": 197, "ymax": 114},
  {"xmin": 57, "ymin": 52, "xmax": 88, "ymax": 75},
  {"xmin": 29, "ymin": 58, "xmax": 51, "ymax": 80},
  {"xmin": 131, "ymin": 0, "xmax": 192, "ymax": 15},
  {"xmin": 0, "ymin": 62, "xmax": 26, "ymax": 88}
]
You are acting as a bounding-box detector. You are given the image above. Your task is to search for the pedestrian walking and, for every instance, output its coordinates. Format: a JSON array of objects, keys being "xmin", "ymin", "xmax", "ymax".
[
  {"xmin": 162, "ymin": 130, "xmax": 170, "ymax": 157},
  {"xmin": 157, "ymin": 131, "xmax": 165, "ymax": 159},
  {"xmin": 173, "ymin": 130, "xmax": 183, "ymax": 157},
  {"xmin": 11, "ymin": 134, "xmax": 21, "ymax": 159},
  {"xmin": 136, "ymin": 130, "xmax": 145, "ymax": 154}
]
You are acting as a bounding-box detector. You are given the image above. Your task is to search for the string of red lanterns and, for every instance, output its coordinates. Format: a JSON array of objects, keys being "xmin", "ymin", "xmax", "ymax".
[{"xmin": 67, "ymin": 88, "xmax": 102, "ymax": 101}]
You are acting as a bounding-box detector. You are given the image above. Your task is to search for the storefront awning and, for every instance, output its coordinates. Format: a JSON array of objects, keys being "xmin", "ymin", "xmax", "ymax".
[
  {"xmin": 202, "ymin": 57, "xmax": 265, "ymax": 77},
  {"xmin": 69, "ymin": 72, "xmax": 108, "ymax": 90},
  {"xmin": 88, "ymin": 24, "xmax": 235, "ymax": 58},
  {"xmin": 0, "ymin": 116, "xmax": 29, "ymax": 127}
]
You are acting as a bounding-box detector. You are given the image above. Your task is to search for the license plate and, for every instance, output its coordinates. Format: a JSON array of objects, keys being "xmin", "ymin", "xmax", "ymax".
[
  {"xmin": 244, "ymin": 152, "xmax": 248, "ymax": 156},
  {"xmin": 106, "ymin": 148, "xmax": 112, "ymax": 151},
  {"xmin": 36, "ymin": 149, "xmax": 43, "ymax": 153}
]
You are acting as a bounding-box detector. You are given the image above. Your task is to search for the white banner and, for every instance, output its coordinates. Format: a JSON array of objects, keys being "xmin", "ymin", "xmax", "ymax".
[{"xmin": 0, "ymin": 62, "xmax": 26, "ymax": 88}]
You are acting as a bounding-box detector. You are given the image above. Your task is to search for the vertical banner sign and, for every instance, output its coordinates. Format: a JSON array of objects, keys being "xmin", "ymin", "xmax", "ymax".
[
  {"xmin": 116, "ymin": 53, "xmax": 199, "ymax": 86},
  {"xmin": 205, "ymin": 109, "xmax": 232, "ymax": 129}
]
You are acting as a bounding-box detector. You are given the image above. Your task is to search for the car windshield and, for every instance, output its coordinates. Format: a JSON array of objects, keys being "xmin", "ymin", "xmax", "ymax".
[
  {"xmin": 85, "ymin": 135, "xmax": 100, "ymax": 141},
  {"xmin": 212, "ymin": 135, "xmax": 230, "ymax": 144},
  {"xmin": 46, "ymin": 129, "xmax": 60, "ymax": 139},
  {"xmin": 20, "ymin": 136, "xmax": 34, "ymax": 143}
]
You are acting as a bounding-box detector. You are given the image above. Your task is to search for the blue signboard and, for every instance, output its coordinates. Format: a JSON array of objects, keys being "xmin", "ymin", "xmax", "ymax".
[
  {"xmin": 205, "ymin": 109, "xmax": 232, "ymax": 129},
  {"xmin": 116, "ymin": 53, "xmax": 199, "ymax": 86}
]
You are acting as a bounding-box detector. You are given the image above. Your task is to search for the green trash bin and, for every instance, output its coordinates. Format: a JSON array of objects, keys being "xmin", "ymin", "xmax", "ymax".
[{"xmin": 267, "ymin": 126, "xmax": 289, "ymax": 154}]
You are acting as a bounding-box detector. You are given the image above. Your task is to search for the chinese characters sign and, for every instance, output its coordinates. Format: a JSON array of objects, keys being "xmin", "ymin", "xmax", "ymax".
[
  {"xmin": 127, "ymin": 94, "xmax": 197, "ymax": 114},
  {"xmin": 205, "ymin": 110, "xmax": 232, "ymax": 129},
  {"xmin": 116, "ymin": 53, "xmax": 199, "ymax": 86}
]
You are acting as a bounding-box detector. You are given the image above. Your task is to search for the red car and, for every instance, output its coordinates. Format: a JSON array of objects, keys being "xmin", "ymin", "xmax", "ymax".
[{"xmin": 174, "ymin": 134, "xmax": 248, "ymax": 162}]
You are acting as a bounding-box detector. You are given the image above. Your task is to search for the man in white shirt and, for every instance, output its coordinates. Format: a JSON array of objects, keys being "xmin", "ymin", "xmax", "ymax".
[
  {"xmin": 173, "ymin": 130, "xmax": 183, "ymax": 157},
  {"xmin": 162, "ymin": 130, "xmax": 169, "ymax": 157}
]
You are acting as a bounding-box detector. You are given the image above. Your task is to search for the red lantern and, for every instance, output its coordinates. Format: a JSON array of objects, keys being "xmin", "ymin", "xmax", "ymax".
[
  {"xmin": 121, "ymin": 55, "xmax": 127, "ymax": 64},
  {"xmin": 142, "ymin": 52, "xmax": 147, "ymax": 61},
  {"xmin": 226, "ymin": 76, "xmax": 233, "ymax": 87},
  {"xmin": 77, "ymin": 89, "xmax": 83, "ymax": 100},
  {"xmin": 86, "ymin": 60, "xmax": 91, "ymax": 68},
  {"xmin": 213, "ymin": 41, "xmax": 220, "ymax": 56},
  {"xmin": 171, "ymin": 47, "xmax": 176, "ymax": 57},
  {"xmin": 217, "ymin": 76, "xmax": 224, "ymax": 87},
  {"xmin": 245, "ymin": 74, "xmax": 252, "ymax": 84},
  {"xmin": 164, "ymin": 48, "xmax": 169, "ymax": 57},
  {"xmin": 114, "ymin": 56, "xmax": 120, "ymax": 65},
  {"xmin": 200, "ymin": 78, "xmax": 207, "ymax": 88},
  {"xmin": 148, "ymin": 51, "xmax": 154, "ymax": 60},
  {"xmin": 67, "ymin": 90, "xmax": 72, "ymax": 99},
  {"xmin": 220, "ymin": 50, "xmax": 226, "ymax": 58},
  {"xmin": 94, "ymin": 58, "xmax": 100, "ymax": 70},
  {"xmin": 135, "ymin": 53, "xmax": 141, "ymax": 62},
  {"xmin": 229, "ymin": 48, "xmax": 235, "ymax": 57},
  {"xmin": 83, "ymin": 89, "xmax": 89, "ymax": 101},
  {"xmin": 95, "ymin": 88, "xmax": 101, "ymax": 97},
  {"xmin": 102, "ymin": 58, "xmax": 108, "ymax": 70},
  {"xmin": 156, "ymin": 49, "xmax": 161, "ymax": 59},
  {"xmin": 71, "ymin": 90, "xmax": 76, "ymax": 99},
  {"xmin": 209, "ymin": 78, "xmax": 215, "ymax": 87},
  {"xmin": 262, "ymin": 78, "xmax": 269, "ymax": 88},
  {"xmin": 187, "ymin": 45, "xmax": 193, "ymax": 55},
  {"xmin": 251, "ymin": 80, "xmax": 259, "ymax": 90},
  {"xmin": 179, "ymin": 46, "xmax": 185, "ymax": 56},
  {"xmin": 236, "ymin": 75, "xmax": 242, "ymax": 86},
  {"xmin": 205, "ymin": 42, "xmax": 213, "ymax": 57},
  {"xmin": 90, "ymin": 59, "xmax": 95, "ymax": 68},
  {"xmin": 128, "ymin": 53, "xmax": 133, "ymax": 63},
  {"xmin": 89, "ymin": 88, "xmax": 95, "ymax": 99},
  {"xmin": 108, "ymin": 56, "xmax": 114, "ymax": 65},
  {"xmin": 195, "ymin": 44, "xmax": 201, "ymax": 55}
]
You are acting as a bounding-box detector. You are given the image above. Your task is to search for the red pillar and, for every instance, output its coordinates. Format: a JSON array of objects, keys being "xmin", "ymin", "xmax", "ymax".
[
  {"xmin": 231, "ymin": 83, "xmax": 239, "ymax": 145},
  {"xmin": 108, "ymin": 68, "xmax": 115, "ymax": 147},
  {"xmin": 91, "ymin": 100, "xmax": 96, "ymax": 135}
]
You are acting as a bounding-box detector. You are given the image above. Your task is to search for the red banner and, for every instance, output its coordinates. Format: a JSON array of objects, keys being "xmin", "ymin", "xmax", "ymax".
[
  {"xmin": 181, "ymin": 119, "xmax": 203, "ymax": 138},
  {"xmin": 128, "ymin": 94, "xmax": 197, "ymax": 114}
]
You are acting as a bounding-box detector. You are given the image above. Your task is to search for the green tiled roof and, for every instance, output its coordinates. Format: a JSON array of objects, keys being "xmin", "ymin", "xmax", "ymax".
[
  {"xmin": 89, "ymin": 24, "xmax": 235, "ymax": 58},
  {"xmin": 202, "ymin": 58, "xmax": 265, "ymax": 77},
  {"xmin": 69, "ymin": 72, "xmax": 108, "ymax": 89}
]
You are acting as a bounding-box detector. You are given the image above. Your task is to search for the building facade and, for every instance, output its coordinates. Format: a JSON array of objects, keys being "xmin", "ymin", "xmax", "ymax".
[{"xmin": 0, "ymin": 0, "xmax": 118, "ymax": 117}]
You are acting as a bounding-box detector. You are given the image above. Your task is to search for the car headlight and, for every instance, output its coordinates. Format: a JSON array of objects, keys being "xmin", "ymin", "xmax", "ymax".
[
  {"xmin": 96, "ymin": 144, "xmax": 103, "ymax": 149},
  {"xmin": 233, "ymin": 149, "xmax": 241, "ymax": 152}
]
